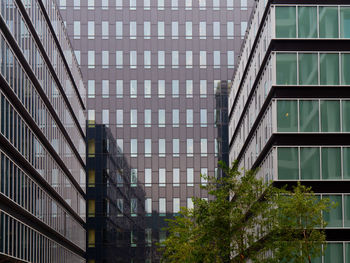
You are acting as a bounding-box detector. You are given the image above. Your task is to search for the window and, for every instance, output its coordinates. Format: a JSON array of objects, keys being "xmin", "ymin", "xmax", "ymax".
[
  {"xmin": 159, "ymin": 198, "xmax": 166, "ymax": 215},
  {"xmin": 323, "ymin": 196, "xmax": 342, "ymax": 227},
  {"xmin": 228, "ymin": 51, "xmax": 234, "ymax": 68},
  {"xmin": 173, "ymin": 198, "xmax": 180, "ymax": 214},
  {"xmin": 116, "ymin": 0, "xmax": 122, "ymax": 9},
  {"xmin": 117, "ymin": 139, "xmax": 123, "ymax": 154},
  {"xmin": 130, "ymin": 0, "xmax": 136, "ymax": 10},
  {"xmin": 88, "ymin": 21, "xmax": 95, "ymax": 39},
  {"xmin": 340, "ymin": 7, "xmax": 350, "ymax": 38},
  {"xmin": 200, "ymin": 22, "xmax": 206, "ymax": 39},
  {"xmin": 200, "ymin": 80, "xmax": 207, "ymax": 98},
  {"xmin": 88, "ymin": 170, "xmax": 95, "ymax": 187},
  {"xmin": 131, "ymin": 109, "xmax": 137, "ymax": 127},
  {"xmin": 172, "ymin": 51, "xmax": 179, "ymax": 68},
  {"xmin": 277, "ymin": 100, "xmax": 298, "ymax": 132},
  {"xmin": 241, "ymin": 0, "xmax": 247, "ymax": 10},
  {"xmin": 116, "ymin": 21, "xmax": 123, "ymax": 39},
  {"xmin": 172, "ymin": 80, "xmax": 179, "ymax": 97},
  {"xmin": 241, "ymin": 22, "xmax": 247, "ymax": 39},
  {"xmin": 342, "ymin": 54, "xmax": 350, "ymax": 85},
  {"xmin": 88, "ymin": 80, "xmax": 95, "ymax": 98},
  {"xmin": 186, "ymin": 109, "xmax": 193, "ymax": 127},
  {"xmin": 145, "ymin": 139, "xmax": 152, "ymax": 157},
  {"xmin": 158, "ymin": 51, "xmax": 165, "ymax": 68},
  {"xmin": 172, "ymin": 22, "xmax": 178, "ymax": 39},
  {"xmin": 116, "ymin": 80, "xmax": 123, "ymax": 98},
  {"xmin": 171, "ymin": 0, "xmax": 178, "ymax": 10},
  {"xmin": 73, "ymin": 21, "xmax": 80, "ymax": 39},
  {"xmin": 144, "ymin": 80, "xmax": 151, "ymax": 98},
  {"xmin": 201, "ymin": 139, "xmax": 207, "ymax": 156},
  {"xmin": 172, "ymin": 109, "xmax": 179, "ymax": 127},
  {"xmin": 102, "ymin": 80, "xmax": 109, "ymax": 98},
  {"xmin": 200, "ymin": 51, "xmax": 206, "ymax": 68},
  {"xmin": 102, "ymin": 21, "xmax": 109, "ymax": 39},
  {"xmin": 131, "ymin": 169, "xmax": 137, "ymax": 187},
  {"xmin": 173, "ymin": 168, "xmax": 179, "ymax": 186},
  {"xmin": 130, "ymin": 21, "xmax": 137, "ymax": 39},
  {"xmin": 186, "ymin": 80, "xmax": 193, "ymax": 98},
  {"xmin": 227, "ymin": 0, "xmax": 233, "ymax": 10},
  {"xmin": 343, "ymin": 101, "xmax": 350, "ymax": 132},
  {"xmin": 213, "ymin": 22, "xmax": 220, "ymax": 39},
  {"xmin": 275, "ymin": 7, "xmax": 296, "ymax": 38},
  {"xmin": 75, "ymin": 50, "xmax": 81, "ymax": 65},
  {"xmin": 300, "ymin": 100, "xmax": 319, "ymax": 132},
  {"xmin": 186, "ymin": 22, "xmax": 192, "ymax": 39},
  {"xmin": 144, "ymin": 21, "xmax": 151, "ymax": 39},
  {"xmin": 144, "ymin": 109, "xmax": 151, "ymax": 127},
  {"xmin": 88, "ymin": 0, "xmax": 94, "ymax": 9},
  {"xmin": 227, "ymin": 22, "xmax": 234, "ymax": 39},
  {"xmin": 199, "ymin": 0, "xmax": 205, "ymax": 10},
  {"xmin": 131, "ymin": 198, "xmax": 137, "ymax": 216},
  {"xmin": 200, "ymin": 109, "xmax": 207, "ymax": 127},
  {"xmin": 158, "ymin": 0, "xmax": 164, "ymax": 10},
  {"xmin": 102, "ymin": 0, "xmax": 108, "ymax": 9},
  {"xmin": 322, "ymin": 148, "xmax": 341, "ymax": 179},
  {"xmin": 159, "ymin": 139, "xmax": 165, "ymax": 157},
  {"xmin": 88, "ymin": 110, "xmax": 95, "ymax": 125},
  {"xmin": 278, "ymin": 147, "xmax": 299, "ymax": 180},
  {"xmin": 117, "ymin": 199, "xmax": 123, "ymax": 216},
  {"xmin": 130, "ymin": 80, "xmax": 137, "ymax": 98},
  {"xmin": 298, "ymin": 6, "xmax": 317, "ymax": 38},
  {"xmin": 173, "ymin": 139, "xmax": 179, "ymax": 156},
  {"xmin": 299, "ymin": 53, "xmax": 318, "ymax": 85},
  {"xmin": 320, "ymin": 53, "xmax": 339, "ymax": 85},
  {"xmin": 187, "ymin": 168, "xmax": 193, "ymax": 186},
  {"xmin": 186, "ymin": 51, "xmax": 192, "ymax": 68},
  {"xmin": 144, "ymin": 51, "xmax": 151, "ymax": 68},
  {"xmin": 88, "ymin": 51, "xmax": 95, "ymax": 68},
  {"xmin": 276, "ymin": 53, "xmax": 297, "ymax": 85},
  {"xmin": 158, "ymin": 22, "xmax": 165, "ymax": 39},
  {"xmin": 130, "ymin": 51, "xmax": 137, "ymax": 68},
  {"xmin": 185, "ymin": 0, "xmax": 192, "ymax": 10},
  {"xmin": 116, "ymin": 110, "xmax": 123, "ymax": 127},
  {"xmin": 131, "ymin": 139, "xmax": 137, "ymax": 157},
  {"xmin": 213, "ymin": 0, "xmax": 219, "ymax": 10},
  {"xmin": 60, "ymin": 0, "xmax": 66, "ymax": 9},
  {"xmin": 319, "ymin": 7, "xmax": 338, "ymax": 38},
  {"xmin": 213, "ymin": 51, "xmax": 220, "ymax": 68},
  {"xmin": 145, "ymin": 169, "xmax": 152, "ymax": 187},
  {"xmin": 187, "ymin": 139, "xmax": 193, "ymax": 156},
  {"xmin": 158, "ymin": 80, "xmax": 165, "ymax": 98},
  {"xmin": 159, "ymin": 109, "xmax": 165, "ymax": 127},
  {"xmin": 300, "ymin": 147, "xmax": 320, "ymax": 179},
  {"xmin": 88, "ymin": 230, "xmax": 95, "ymax": 247},
  {"xmin": 201, "ymin": 168, "xmax": 208, "ymax": 186},
  {"xmin": 144, "ymin": 0, "xmax": 150, "ymax": 10},
  {"xmin": 102, "ymin": 51, "xmax": 109, "ymax": 68},
  {"xmin": 145, "ymin": 199, "xmax": 152, "ymax": 215},
  {"xmin": 159, "ymin": 168, "xmax": 166, "ymax": 186},
  {"xmin": 187, "ymin": 198, "xmax": 193, "ymax": 209},
  {"xmin": 74, "ymin": 0, "xmax": 80, "ymax": 9},
  {"xmin": 116, "ymin": 51, "xmax": 123, "ymax": 68},
  {"xmin": 321, "ymin": 101, "xmax": 340, "ymax": 132},
  {"xmin": 102, "ymin": 109, "xmax": 109, "ymax": 125}
]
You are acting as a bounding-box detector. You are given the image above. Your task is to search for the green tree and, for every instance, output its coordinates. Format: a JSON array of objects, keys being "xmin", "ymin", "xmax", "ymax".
[{"xmin": 160, "ymin": 161, "xmax": 334, "ymax": 263}]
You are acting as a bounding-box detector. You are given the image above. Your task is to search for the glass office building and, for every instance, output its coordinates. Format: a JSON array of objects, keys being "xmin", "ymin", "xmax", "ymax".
[
  {"xmin": 229, "ymin": 1, "xmax": 350, "ymax": 262},
  {"xmin": 0, "ymin": 0, "xmax": 86, "ymax": 262}
]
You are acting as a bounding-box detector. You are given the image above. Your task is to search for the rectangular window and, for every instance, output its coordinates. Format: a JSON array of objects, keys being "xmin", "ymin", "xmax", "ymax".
[
  {"xmin": 187, "ymin": 198, "xmax": 193, "ymax": 209},
  {"xmin": 172, "ymin": 80, "xmax": 179, "ymax": 98},
  {"xmin": 320, "ymin": 53, "xmax": 339, "ymax": 85},
  {"xmin": 102, "ymin": 0, "xmax": 108, "ymax": 9},
  {"xmin": 200, "ymin": 109, "xmax": 207, "ymax": 127},
  {"xmin": 299, "ymin": 53, "xmax": 318, "ymax": 85},
  {"xmin": 144, "ymin": 51, "xmax": 151, "ymax": 68},
  {"xmin": 342, "ymin": 101, "xmax": 350, "ymax": 132},
  {"xmin": 74, "ymin": 21, "xmax": 80, "ymax": 39},
  {"xmin": 299, "ymin": 100, "xmax": 319, "ymax": 132},
  {"xmin": 74, "ymin": 0, "xmax": 80, "ymax": 9},
  {"xmin": 60, "ymin": 0, "xmax": 66, "ymax": 9},
  {"xmin": 200, "ymin": 22, "xmax": 206, "ymax": 39},
  {"xmin": 145, "ymin": 139, "xmax": 151, "ymax": 157},
  {"xmin": 173, "ymin": 139, "xmax": 179, "ymax": 156},
  {"xmin": 130, "ymin": 0, "xmax": 136, "ymax": 10},
  {"xmin": 102, "ymin": 109, "xmax": 109, "ymax": 125},
  {"xmin": 130, "ymin": 109, "xmax": 137, "ymax": 127},
  {"xmin": 201, "ymin": 139, "xmax": 207, "ymax": 157},
  {"xmin": 117, "ymin": 199, "xmax": 123, "ymax": 216},
  {"xmin": 144, "ymin": 0, "xmax": 150, "ymax": 10},
  {"xmin": 144, "ymin": 21, "xmax": 151, "ymax": 39},
  {"xmin": 88, "ymin": 230, "xmax": 95, "ymax": 247},
  {"xmin": 88, "ymin": 51, "xmax": 95, "ymax": 68},
  {"xmin": 145, "ymin": 199, "xmax": 152, "ymax": 215},
  {"xmin": 241, "ymin": 22, "xmax": 247, "ymax": 39},
  {"xmin": 227, "ymin": 22, "xmax": 234, "ymax": 39},
  {"xmin": 88, "ymin": 21, "xmax": 95, "ymax": 39},
  {"xmin": 116, "ymin": 21, "xmax": 123, "ymax": 39},
  {"xmin": 88, "ymin": 110, "xmax": 95, "ymax": 125},
  {"xmin": 187, "ymin": 168, "xmax": 193, "ymax": 186},
  {"xmin": 102, "ymin": 21, "xmax": 109, "ymax": 39},
  {"xmin": 102, "ymin": 80, "xmax": 109, "ymax": 98},
  {"xmin": 158, "ymin": 80, "xmax": 165, "ymax": 98},
  {"xmin": 116, "ymin": 80, "xmax": 123, "ymax": 98},
  {"xmin": 159, "ymin": 198, "xmax": 166, "ymax": 215},
  {"xmin": 187, "ymin": 139, "xmax": 193, "ymax": 157},
  {"xmin": 158, "ymin": 22, "xmax": 165, "ymax": 39},
  {"xmin": 319, "ymin": 7, "xmax": 338, "ymax": 38},
  {"xmin": 116, "ymin": 51, "xmax": 123, "ymax": 68},
  {"xmin": 186, "ymin": 80, "xmax": 193, "ymax": 98},
  {"xmin": 213, "ymin": 22, "xmax": 220, "ymax": 39},
  {"xmin": 277, "ymin": 147, "xmax": 299, "ymax": 180},
  {"xmin": 300, "ymin": 147, "xmax": 320, "ymax": 179},
  {"xmin": 144, "ymin": 109, "xmax": 151, "ymax": 127},
  {"xmin": 228, "ymin": 51, "xmax": 234, "ymax": 68},
  {"xmin": 130, "ymin": 51, "xmax": 137, "ymax": 69},
  {"xmin": 185, "ymin": 0, "xmax": 192, "ymax": 10},
  {"xmin": 145, "ymin": 169, "xmax": 152, "ymax": 187},
  {"xmin": 200, "ymin": 51, "xmax": 206, "ymax": 68},
  {"xmin": 88, "ymin": 0, "xmax": 94, "ymax": 9},
  {"xmin": 186, "ymin": 51, "xmax": 192, "ymax": 68},
  {"xmin": 102, "ymin": 51, "xmax": 109, "ymax": 68},
  {"xmin": 159, "ymin": 168, "xmax": 166, "ymax": 186},
  {"xmin": 340, "ymin": 7, "xmax": 350, "ymax": 38},
  {"xmin": 172, "ymin": 109, "xmax": 179, "ymax": 127},
  {"xmin": 323, "ymin": 195, "xmax": 342, "ymax": 227},
  {"xmin": 159, "ymin": 109, "xmax": 165, "ymax": 127},
  {"xmin": 199, "ymin": 0, "xmax": 205, "ymax": 10},
  {"xmin": 186, "ymin": 109, "xmax": 193, "ymax": 127},
  {"xmin": 201, "ymin": 168, "xmax": 208, "ymax": 186},
  {"xmin": 158, "ymin": 0, "xmax": 164, "ymax": 10},
  {"xmin": 275, "ymin": 6, "xmax": 296, "ymax": 38},
  {"xmin": 341, "ymin": 54, "xmax": 350, "ymax": 85},
  {"xmin": 200, "ymin": 80, "xmax": 207, "ymax": 98},
  {"xmin": 213, "ymin": 51, "xmax": 220, "ymax": 69},
  {"xmin": 117, "ymin": 139, "xmax": 123, "ymax": 154},
  {"xmin": 116, "ymin": 109, "xmax": 123, "ymax": 127},
  {"xmin": 276, "ymin": 53, "xmax": 297, "ymax": 85},
  {"xmin": 131, "ymin": 169, "xmax": 137, "ymax": 187},
  {"xmin": 227, "ymin": 0, "xmax": 233, "ymax": 10},
  {"xmin": 131, "ymin": 198, "xmax": 137, "ymax": 216},
  {"xmin": 186, "ymin": 22, "xmax": 192, "ymax": 39},
  {"xmin": 130, "ymin": 21, "xmax": 137, "ymax": 39},
  {"xmin": 116, "ymin": 0, "xmax": 122, "ymax": 9},
  {"xmin": 159, "ymin": 139, "xmax": 165, "ymax": 157},
  {"xmin": 131, "ymin": 139, "xmax": 137, "ymax": 157},
  {"xmin": 144, "ymin": 80, "xmax": 151, "ymax": 98},
  {"xmin": 241, "ymin": 0, "xmax": 247, "ymax": 10},
  {"xmin": 130, "ymin": 80, "xmax": 137, "ymax": 98},
  {"xmin": 158, "ymin": 51, "xmax": 165, "ymax": 68},
  {"xmin": 88, "ymin": 80, "xmax": 95, "ymax": 98},
  {"xmin": 213, "ymin": 0, "xmax": 219, "ymax": 10},
  {"xmin": 173, "ymin": 168, "xmax": 180, "ymax": 186},
  {"xmin": 322, "ymin": 147, "xmax": 341, "ymax": 179},
  {"xmin": 173, "ymin": 198, "xmax": 180, "ymax": 214},
  {"xmin": 277, "ymin": 100, "xmax": 298, "ymax": 132},
  {"xmin": 172, "ymin": 22, "xmax": 178, "ymax": 39},
  {"xmin": 171, "ymin": 0, "xmax": 178, "ymax": 10},
  {"xmin": 298, "ymin": 6, "xmax": 317, "ymax": 38},
  {"xmin": 321, "ymin": 100, "xmax": 340, "ymax": 132},
  {"xmin": 172, "ymin": 51, "xmax": 179, "ymax": 69}
]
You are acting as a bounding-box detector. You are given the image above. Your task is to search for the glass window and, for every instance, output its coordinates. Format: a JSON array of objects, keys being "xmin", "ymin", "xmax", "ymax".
[
  {"xmin": 73, "ymin": 21, "xmax": 80, "ymax": 39},
  {"xmin": 213, "ymin": 22, "xmax": 220, "ymax": 39},
  {"xmin": 186, "ymin": 109, "xmax": 193, "ymax": 127},
  {"xmin": 131, "ymin": 139, "xmax": 137, "ymax": 157},
  {"xmin": 130, "ymin": 80, "xmax": 137, "ymax": 98},
  {"xmin": 187, "ymin": 139, "xmax": 193, "ymax": 156},
  {"xmin": 172, "ymin": 80, "xmax": 179, "ymax": 97},
  {"xmin": 172, "ymin": 22, "xmax": 178, "ymax": 39},
  {"xmin": 159, "ymin": 198, "xmax": 166, "ymax": 215},
  {"xmin": 116, "ymin": 80, "xmax": 123, "ymax": 98},
  {"xmin": 300, "ymin": 147, "xmax": 320, "ymax": 180},
  {"xmin": 324, "ymin": 243, "xmax": 343, "ymax": 263},
  {"xmin": 275, "ymin": 7, "xmax": 296, "ymax": 38},
  {"xmin": 116, "ymin": 0, "xmax": 122, "ymax": 9},
  {"xmin": 227, "ymin": 0, "xmax": 233, "ymax": 10},
  {"xmin": 60, "ymin": 0, "xmax": 66, "ymax": 9},
  {"xmin": 102, "ymin": 0, "xmax": 108, "ymax": 9},
  {"xmin": 323, "ymin": 195, "xmax": 342, "ymax": 227},
  {"xmin": 201, "ymin": 139, "xmax": 207, "ymax": 156},
  {"xmin": 186, "ymin": 51, "xmax": 193, "ymax": 68},
  {"xmin": 172, "ymin": 51, "xmax": 179, "ymax": 68},
  {"xmin": 131, "ymin": 169, "xmax": 137, "ymax": 187},
  {"xmin": 298, "ymin": 7, "xmax": 317, "ymax": 38},
  {"xmin": 173, "ymin": 168, "xmax": 180, "ymax": 186},
  {"xmin": 131, "ymin": 109, "xmax": 137, "ymax": 127},
  {"xmin": 74, "ymin": 0, "xmax": 80, "ymax": 9},
  {"xmin": 276, "ymin": 53, "xmax": 297, "ymax": 85},
  {"xmin": 144, "ymin": 80, "xmax": 151, "ymax": 98},
  {"xmin": 144, "ymin": 0, "xmax": 150, "ymax": 10},
  {"xmin": 340, "ymin": 7, "xmax": 350, "ymax": 38},
  {"xmin": 277, "ymin": 100, "xmax": 298, "ymax": 132},
  {"xmin": 200, "ymin": 109, "xmax": 207, "ymax": 127},
  {"xmin": 200, "ymin": 22, "xmax": 206, "ymax": 39},
  {"xmin": 158, "ymin": 51, "xmax": 165, "ymax": 68},
  {"xmin": 144, "ymin": 109, "xmax": 151, "ymax": 127},
  {"xmin": 299, "ymin": 53, "xmax": 318, "ymax": 85},
  {"xmin": 145, "ymin": 139, "xmax": 152, "ymax": 157},
  {"xmin": 341, "ymin": 54, "xmax": 350, "ymax": 85},
  {"xmin": 173, "ymin": 139, "xmax": 179, "ymax": 156},
  {"xmin": 158, "ymin": 0, "xmax": 164, "ymax": 10},
  {"xmin": 116, "ymin": 21, "xmax": 123, "ymax": 39},
  {"xmin": 145, "ymin": 199, "xmax": 152, "ymax": 215},
  {"xmin": 144, "ymin": 51, "xmax": 151, "ymax": 68},
  {"xmin": 171, "ymin": 0, "xmax": 178, "ymax": 10},
  {"xmin": 159, "ymin": 109, "xmax": 165, "ymax": 127},
  {"xmin": 87, "ymin": 0, "xmax": 94, "ymax": 9},
  {"xmin": 158, "ymin": 22, "xmax": 165, "ymax": 39},
  {"xmin": 240, "ymin": 0, "xmax": 247, "ymax": 10},
  {"xmin": 343, "ymin": 148, "xmax": 350, "ymax": 179},
  {"xmin": 159, "ymin": 139, "xmax": 165, "ymax": 157},
  {"xmin": 88, "ymin": 110, "xmax": 95, "ymax": 125},
  {"xmin": 102, "ymin": 109, "xmax": 109, "ymax": 125},
  {"xmin": 185, "ymin": 0, "xmax": 192, "ymax": 10},
  {"xmin": 88, "ymin": 230, "xmax": 95, "ymax": 247},
  {"xmin": 227, "ymin": 22, "xmax": 234, "ymax": 39},
  {"xmin": 144, "ymin": 21, "xmax": 151, "ymax": 39},
  {"xmin": 102, "ymin": 51, "xmax": 109, "ymax": 68},
  {"xmin": 342, "ymin": 101, "xmax": 350, "ymax": 132},
  {"xmin": 200, "ymin": 80, "xmax": 207, "ymax": 98},
  {"xmin": 321, "ymin": 100, "xmax": 340, "ymax": 132},
  {"xmin": 173, "ymin": 109, "xmax": 179, "ymax": 127},
  {"xmin": 187, "ymin": 168, "xmax": 193, "ymax": 186},
  {"xmin": 213, "ymin": 0, "xmax": 219, "ymax": 10},
  {"xmin": 278, "ymin": 147, "xmax": 299, "ymax": 180},
  {"xmin": 187, "ymin": 198, "xmax": 194, "ymax": 209},
  {"xmin": 102, "ymin": 80, "xmax": 109, "ymax": 98},
  {"xmin": 102, "ymin": 21, "xmax": 109, "ymax": 39},
  {"xmin": 130, "ymin": 50, "xmax": 137, "ymax": 68},
  {"xmin": 88, "ymin": 51, "xmax": 95, "ymax": 68},
  {"xmin": 158, "ymin": 80, "xmax": 165, "ymax": 98},
  {"xmin": 201, "ymin": 168, "xmax": 208, "ymax": 186},
  {"xmin": 130, "ymin": 21, "xmax": 136, "ymax": 39},
  {"xmin": 319, "ymin": 7, "xmax": 338, "ymax": 38},
  {"xmin": 131, "ymin": 198, "xmax": 137, "ymax": 216},
  {"xmin": 200, "ymin": 51, "xmax": 206, "ymax": 68},
  {"xmin": 145, "ymin": 169, "xmax": 152, "ymax": 186},
  {"xmin": 241, "ymin": 22, "xmax": 247, "ymax": 39},
  {"xmin": 320, "ymin": 53, "xmax": 339, "ymax": 85},
  {"xmin": 173, "ymin": 198, "xmax": 180, "ymax": 214},
  {"xmin": 214, "ymin": 51, "xmax": 220, "ymax": 68},
  {"xmin": 322, "ymin": 147, "xmax": 341, "ymax": 179},
  {"xmin": 116, "ymin": 109, "xmax": 123, "ymax": 127},
  {"xmin": 130, "ymin": 0, "xmax": 136, "ymax": 9},
  {"xmin": 159, "ymin": 168, "xmax": 166, "ymax": 186},
  {"xmin": 299, "ymin": 100, "xmax": 319, "ymax": 132},
  {"xmin": 117, "ymin": 139, "xmax": 123, "ymax": 154},
  {"xmin": 344, "ymin": 195, "xmax": 350, "ymax": 226},
  {"xmin": 116, "ymin": 51, "xmax": 123, "ymax": 68},
  {"xmin": 228, "ymin": 51, "xmax": 234, "ymax": 68},
  {"xmin": 186, "ymin": 22, "xmax": 192, "ymax": 39},
  {"xmin": 88, "ymin": 80, "xmax": 95, "ymax": 98},
  {"xmin": 88, "ymin": 21, "xmax": 95, "ymax": 39},
  {"xmin": 186, "ymin": 80, "xmax": 193, "ymax": 98}
]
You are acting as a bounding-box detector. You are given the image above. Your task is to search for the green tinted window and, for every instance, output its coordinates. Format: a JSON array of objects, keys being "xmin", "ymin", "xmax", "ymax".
[
  {"xmin": 278, "ymin": 147, "xmax": 299, "ymax": 180},
  {"xmin": 343, "ymin": 148, "xmax": 350, "ymax": 179},
  {"xmin": 323, "ymin": 196, "xmax": 342, "ymax": 228},
  {"xmin": 299, "ymin": 100, "xmax": 319, "ymax": 132},
  {"xmin": 324, "ymin": 243, "xmax": 343, "ymax": 263},
  {"xmin": 320, "ymin": 53, "xmax": 339, "ymax": 85},
  {"xmin": 298, "ymin": 7, "xmax": 317, "ymax": 38},
  {"xmin": 276, "ymin": 53, "xmax": 297, "ymax": 85},
  {"xmin": 341, "ymin": 54, "xmax": 350, "ymax": 85},
  {"xmin": 277, "ymin": 100, "xmax": 298, "ymax": 132},
  {"xmin": 300, "ymin": 147, "xmax": 320, "ymax": 180},
  {"xmin": 342, "ymin": 101, "xmax": 350, "ymax": 132},
  {"xmin": 276, "ymin": 6, "xmax": 296, "ymax": 38},
  {"xmin": 340, "ymin": 7, "xmax": 350, "ymax": 38},
  {"xmin": 321, "ymin": 148, "xmax": 341, "ymax": 179},
  {"xmin": 299, "ymin": 53, "xmax": 318, "ymax": 85},
  {"xmin": 344, "ymin": 195, "xmax": 350, "ymax": 227},
  {"xmin": 321, "ymin": 100, "xmax": 340, "ymax": 132},
  {"xmin": 319, "ymin": 7, "xmax": 339, "ymax": 38}
]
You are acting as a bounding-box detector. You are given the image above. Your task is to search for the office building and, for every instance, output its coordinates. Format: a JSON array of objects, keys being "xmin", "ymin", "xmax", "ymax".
[
  {"xmin": 0, "ymin": 0, "xmax": 86, "ymax": 262},
  {"xmin": 229, "ymin": 0, "xmax": 350, "ymax": 262}
]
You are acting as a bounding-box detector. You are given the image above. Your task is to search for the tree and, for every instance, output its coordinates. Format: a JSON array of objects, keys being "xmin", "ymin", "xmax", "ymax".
[{"xmin": 159, "ymin": 161, "xmax": 334, "ymax": 263}]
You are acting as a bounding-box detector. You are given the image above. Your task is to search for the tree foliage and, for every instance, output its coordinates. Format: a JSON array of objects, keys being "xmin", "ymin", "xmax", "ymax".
[{"xmin": 159, "ymin": 161, "xmax": 335, "ymax": 263}]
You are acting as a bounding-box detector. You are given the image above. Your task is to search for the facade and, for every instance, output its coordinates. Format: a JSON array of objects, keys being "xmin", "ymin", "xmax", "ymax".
[
  {"xmin": 229, "ymin": 0, "xmax": 350, "ymax": 262},
  {"xmin": 0, "ymin": 0, "xmax": 86, "ymax": 262}
]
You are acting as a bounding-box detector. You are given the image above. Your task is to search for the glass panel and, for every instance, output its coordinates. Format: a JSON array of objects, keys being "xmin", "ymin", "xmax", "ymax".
[
  {"xmin": 321, "ymin": 148, "xmax": 341, "ymax": 179},
  {"xmin": 324, "ymin": 243, "xmax": 343, "ymax": 263},
  {"xmin": 342, "ymin": 101, "xmax": 350, "ymax": 132},
  {"xmin": 341, "ymin": 54, "xmax": 350, "ymax": 85},
  {"xmin": 299, "ymin": 53, "xmax": 318, "ymax": 85},
  {"xmin": 300, "ymin": 147, "xmax": 320, "ymax": 180},
  {"xmin": 320, "ymin": 53, "xmax": 339, "ymax": 85},
  {"xmin": 298, "ymin": 7, "xmax": 317, "ymax": 38},
  {"xmin": 344, "ymin": 195, "xmax": 350, "ymax": 227},
  {"xmin": 321, "ymin": 100, "xmax": 340, "ymax": 132},
  {"xmin": 278, "ymin": 147, "xmax": 299, "ymax": 180},
  {"xmin": 276, "ymin": 53, "xmax": 297, "ymax": 85},
  {"xmin": 340, "ymin": 7, "xmax": 350, "ymax": 38},
  {"xmin": 277, "ymin": 100, "xmax": 298, "ymax": 132},
  {"xmin": 323, "ymin": 196, "xmax": 342, "ymax": 228},
  {"xmin": 343, "ymin": 148, "xmax": 350, "ymax": 179},
  {"xmin": 319, "ymin": 7, "xmax": 339, "ymax": 38},
  {"xmin": 346, "ymin": 243, "xmax": 350, "ymax": 262},
  {"xmin": 275, "ymin": 6, "xmax": 296, "ymax": 38},
  {"xmin": 299, "ymin": 100, "xmax": 319, "ymax": 132}
]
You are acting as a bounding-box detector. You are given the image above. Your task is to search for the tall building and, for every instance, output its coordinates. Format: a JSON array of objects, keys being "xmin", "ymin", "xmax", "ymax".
[
  {"xmin": 0, "ymin": 0, "xmax": 86, "ymax": 262},
  {"xmin": 229, "ymin": 0, "xmax": 350, "ymax": 262},
  {"xmin": 58, "ymin": 0, "xmax": 253, "ymax": 262}
]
